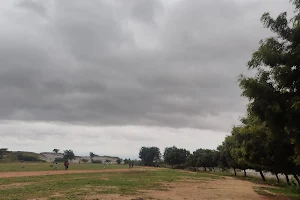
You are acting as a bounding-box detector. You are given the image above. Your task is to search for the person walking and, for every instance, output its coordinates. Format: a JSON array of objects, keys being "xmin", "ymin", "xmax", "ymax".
[{"xmin": 64, "ymin": 161, "xmax": 69, "ymax": 170}]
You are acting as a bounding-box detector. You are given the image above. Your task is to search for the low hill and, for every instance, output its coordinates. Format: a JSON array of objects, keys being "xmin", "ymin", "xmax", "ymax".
[
  {"xmin": 40, "ymin": 152, "xmax": 121, "ymax": 164},
  {"xmin": 0, "ymin": 149, "xmax": 121, "ymax": 163},
  {"xmin": 0, "ymin": 151, "xmax": 45, "ymax": 162}
]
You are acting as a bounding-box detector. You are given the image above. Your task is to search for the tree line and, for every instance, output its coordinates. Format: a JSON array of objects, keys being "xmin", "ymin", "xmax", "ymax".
[{"xmin": 139, "ymin": 1, "xmax": 300, "ymax": 186}]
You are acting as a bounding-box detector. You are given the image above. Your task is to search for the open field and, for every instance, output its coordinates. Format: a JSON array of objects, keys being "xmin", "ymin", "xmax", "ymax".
[
  {"xmin": 0, "ymin": 163, "xmax": 128, "ymax": 172},
  {"xmin": 0, "ymin": 165, "xmax": 299, "ymax": 200}
]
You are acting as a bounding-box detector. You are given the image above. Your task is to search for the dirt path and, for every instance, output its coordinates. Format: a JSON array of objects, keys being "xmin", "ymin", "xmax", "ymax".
[{"xmin": 0, "ymin": 168, "xmax": 147, "ymax": 178}]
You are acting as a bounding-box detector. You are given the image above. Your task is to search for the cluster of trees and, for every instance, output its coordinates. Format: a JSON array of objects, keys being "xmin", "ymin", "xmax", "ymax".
[
  {"xmin": 63, "ymin": 150, "xmax": 75, "ymax": 160},
  {"xmin": 138, "ymin": 2, "xmax": 300, "ymax": 186},
  {"xmin": 0, "ymin": 148, "xmax": 8, "ymax": 159},
  {"xmin": 123, "ymin": 158, "xmax": 142, "ymax": 165},
  {"xmin": 138, "ymin": 147, "xmax": 161, "ymax": 166},
  {"xmin": 215, "ymin": 1, "xmax": 300, "ymax": 186},
  {"xmin": 138, "ymin": 146, "xmax": 220, "ymax": 172},
  {"xmin": 186, "ymin": 149, "xmax": 220, "ymax": 172}
]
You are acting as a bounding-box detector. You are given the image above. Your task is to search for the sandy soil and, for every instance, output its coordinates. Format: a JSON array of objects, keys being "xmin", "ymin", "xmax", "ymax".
[
  {"xmin": 0, "ymin": 168, "xmax": 145, "ymax": 178},
  {"xmin": 84, "ymin": 177, "xmax": 278, "ymax": 200}
]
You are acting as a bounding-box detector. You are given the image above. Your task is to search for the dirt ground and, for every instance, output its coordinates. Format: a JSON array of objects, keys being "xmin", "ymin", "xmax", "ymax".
[
  {"xmin": 84, "ymin": 177, "xmax": 277, "ymax": 200},
  {"xmin": 0, "ymin": 168, "xmax": 142, "ymax": 178}
]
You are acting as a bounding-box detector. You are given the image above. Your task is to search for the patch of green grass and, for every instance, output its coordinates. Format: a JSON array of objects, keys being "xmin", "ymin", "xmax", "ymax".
[
  {"xmin": 254, "ymin": 186, "xmax": 300, "ymax": 200},
  {"xmin": 0, "ymin": 162, "xmax": 127, "ymax": 172},
  {"xmin": 253, "ymin": 186, "xmax": 276, "ymax": 197},
  {"xmin": 0, "ymin": 169, "xmax": 217, "ymax": 200}
]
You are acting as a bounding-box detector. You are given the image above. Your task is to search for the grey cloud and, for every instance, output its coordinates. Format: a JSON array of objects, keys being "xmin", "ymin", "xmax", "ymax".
[
  {"xmin": 18, "ymin": 0, "xmax": 47, "ymax": 17},
  {"xmin": 0, "ymin": 0, "xmax": 293, "ymax": 131}
]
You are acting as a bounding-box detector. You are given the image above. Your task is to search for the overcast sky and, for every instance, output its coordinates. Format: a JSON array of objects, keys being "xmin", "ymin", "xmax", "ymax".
[{"xmin": 0, "ymin": 0, "xmax": 294, "ymax": 158}]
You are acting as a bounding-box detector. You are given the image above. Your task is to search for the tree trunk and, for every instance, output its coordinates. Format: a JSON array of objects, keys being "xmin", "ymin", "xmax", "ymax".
[
  {"xmin": 284, "ymin": 174, "xmax": 290, "ymax": 185},
  {"xmin": 293, "ymin": 174, "xmax": 300, "ymax": 187},
  {"xmin": 244, "ymin": 169, "xmax": 247, "ymax": 177},
  {"xmin": 234, "ymin": 168, "xmax": 237, "ymax": 176},
  {"xmin": 259, "ymin": 170, "xmax": 266, "ymax": 182},
  {"xmin": 204, "ymin": 167, "xmax": 206, "ymax": 171},
  {"xmin": 275, "ymin": 174, "xmax": 280, "ymax": 184}
]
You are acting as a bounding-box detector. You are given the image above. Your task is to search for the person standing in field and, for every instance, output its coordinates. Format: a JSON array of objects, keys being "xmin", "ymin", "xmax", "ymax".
[
  {"xmin": 66, "ymin": 161, "xmax": 69, "ymax": 170},
  {"xmin": 54, "ymin": 162, "xmax": 58, "ymax": 170},
  {"xmin": 64, "ymin": 161, "xmax": 69, "ymax": 170}
]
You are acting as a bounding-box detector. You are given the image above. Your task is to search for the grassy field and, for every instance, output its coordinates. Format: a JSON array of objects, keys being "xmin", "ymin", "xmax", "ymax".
[
  {"xmin": 1, "ymin": 163, "xmax": 300, "ymax": 200},
  {"xmin": 0, "ymin": 169, "xmax": 220, "ymax": 200},
  {"xmin": 0, "ymin": 162, "xmax": 128, "ymax": 172}
]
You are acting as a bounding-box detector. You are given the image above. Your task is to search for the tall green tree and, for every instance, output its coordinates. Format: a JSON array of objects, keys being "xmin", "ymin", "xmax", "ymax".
[
  {"xmin": 116, "ymin": 158, "xmax": 122, "ymax": 164},
  {"xmin": 0, "ymin": 148, "xmax": 8, "ymax": 159},
  {"xmin": 89, "ymin": 152, "xmax": 95, "ymax": 161},
  {"xmin": 63, "ymin": 150, "xmax": 75, "ymax": 161},
  {"xmin": 53, "ymin": 149, "xmax": 59, "ymax": 154},
  {"xmin": 139, "ymin": 147, "xmax": 161, "ymax": 166},
  {"xmin": 164, "ymin": 146, "xmax": 190, "ymax": 168},
  {"xmin": 239, "ymin": 0, "xmax": 300, "ymax": 164}
]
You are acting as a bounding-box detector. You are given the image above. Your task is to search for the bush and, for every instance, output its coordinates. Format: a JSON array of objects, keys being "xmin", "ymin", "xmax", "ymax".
[
  {"xmin": 54, "ymin": 157, "xmax": 66, "ymax": 162},
  {"xmin": 92, "ymin": 160, "xmax": 103, "ymax": 164},
  {"xmin": 17, "ymin": 154, "xmax": 42, "ymax": 162}
]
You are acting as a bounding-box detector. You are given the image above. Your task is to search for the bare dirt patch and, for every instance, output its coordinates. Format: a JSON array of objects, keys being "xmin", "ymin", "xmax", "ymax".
[
  {"xmin": 137, "ymin": 177, "xmax": 272, "ymax": 200},
  {"xmin": 146, "ymin": 177, "xmax": 273, "ymax": 200},
  {"xmin": 50, "ymin": 193, "xmax": 64, "ymax": 198},
  {"xmin": 83, "ymin": 177, "xmax": 274, "ymax": 200},
  {"xmin": 81, "ymin": 185, "xmax": 119, "ymax": 192},
  {"xmin": 0, "ymin": 182, "xmax": 35, "ymax": 189},
  {"xmin": 84, "ymin": 194, "xmax": 137, "ymax": 200}
]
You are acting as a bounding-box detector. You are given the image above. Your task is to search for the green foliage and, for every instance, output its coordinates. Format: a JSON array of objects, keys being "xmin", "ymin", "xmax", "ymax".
[
  {"xmin": 239, "ymin": 0, "xmax": 300, "ymax": 165},
  {"xmin": 0, "ymin": 148, "xmax": 8, "ymax": 159},
  {"xmin": 63, "ymin": 150, "xmax": 75, "ymax": 161},
  {"xmin": 116, "ymin": 158, "xmax": 122, "ymax": 164},
  {"xmin": 52, "ymin": 149, "xmax": 59, "ymax": 154},
  {"xmin": 89, "ymin": 152, "xmax": 95, "ymax": 159},
  {"xmin": 54, "ymin": 157, "xmax": 65, "ymax": 162},
  {"xmin": 123, "ymin": 158, "xmax": 131, "ymax": 164},
  {"xmin": 16, "ymin": 154, "xmax": 43, "ymax": 162},
  {"xmin": 91, "ymin": 160, "xmax": 103, "ymax": 164},
  {"xmin": 163, "ymin": 146, "xmax": 190, "ymax": 168},
  {"xmin": 81, "ymin": 158, "xmax": 89, "ymax": 163},
  {"xmin": 185, "ymin": 148, "xmax": 220, "ymax": 171},
  {"xmin": 139, "ymin": 146, "xmax": 161, "ymax": 166}
]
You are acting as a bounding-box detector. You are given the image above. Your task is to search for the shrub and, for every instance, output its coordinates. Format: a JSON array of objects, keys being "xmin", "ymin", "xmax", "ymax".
[
  {"xmin": 17, "ymin": 154, "xmax": 42, "ymax": 162},
  {"xmin": 54, "ymin": 157, "xmax": 66, "ymax": 162},
  {"xmin": 92, "ymin": 160, "xmax": 103, "ymax": 164}
]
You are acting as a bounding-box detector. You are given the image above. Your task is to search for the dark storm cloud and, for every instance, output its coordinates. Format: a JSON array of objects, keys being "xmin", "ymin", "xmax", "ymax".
[{"xmin": 0, "ymin": 0, "xmax": 293, "ymax": 131}]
